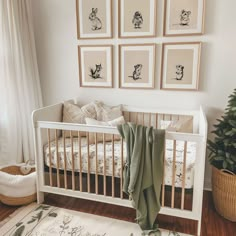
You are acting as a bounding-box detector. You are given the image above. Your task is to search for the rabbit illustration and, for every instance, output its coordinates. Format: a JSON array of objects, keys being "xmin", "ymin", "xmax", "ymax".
[
  {"xmin": 89, "ymin": 8, "xmax": 102, "ymax": 31},
  {"xmin": 89, "ymin": 64, "xmax": 102, "ymax": 79}
]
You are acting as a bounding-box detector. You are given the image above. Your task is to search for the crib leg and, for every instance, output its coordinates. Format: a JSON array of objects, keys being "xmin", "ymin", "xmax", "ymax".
[
  {"xmin": 197, "ymin": 219, "xmax": 202, "ymax": 236},
  {"xmin": 37, "ymin": 191, "xmax": 44, "ymax": 204}
]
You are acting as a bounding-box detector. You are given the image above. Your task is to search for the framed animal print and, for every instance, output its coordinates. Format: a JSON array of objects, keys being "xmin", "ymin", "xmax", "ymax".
[
  {"xmin": 164, "ymin": 0, "xmax": 205, "ymax": 36},
  {"xmin": 76, "ymin": 0, "xmax": 113, "ymax": 39},
  {"xmin": 78, "ymin": 45, "xmax": 113, "ymax": 88},
  {"xmin": 119, "ymin": 44, "xmax": 156, "ymax": 89},
  {"xmin": 161, "ymin": 42, "xmax": 201, "ymax": 91},
  {"xmin": 118, "ymin": 0, "xmax": 157, "ymax": 38}
]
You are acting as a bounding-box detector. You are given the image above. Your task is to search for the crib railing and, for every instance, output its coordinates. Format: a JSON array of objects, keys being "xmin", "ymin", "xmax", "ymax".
[
  {"xmin": 36, "ymin": 122, "xmax": 203, "ymax": 209},
  {"xmin": 46, "ymin": 129, "xmax": 125, "ymax": 199},
  {"xmin": 33, "ymin": 105, "xmax": 207, "ymax": 236}
]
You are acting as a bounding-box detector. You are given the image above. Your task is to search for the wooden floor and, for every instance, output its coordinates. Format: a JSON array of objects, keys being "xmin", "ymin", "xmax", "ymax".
[{"xmin": 0, "ymin": 191, "xmax": 235, "ymax": 235}]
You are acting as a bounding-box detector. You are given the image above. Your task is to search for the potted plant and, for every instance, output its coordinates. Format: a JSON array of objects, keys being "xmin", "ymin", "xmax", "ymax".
[{"xmin": 207, "ymin": 88, "xmax": 236, "ymax": 221}]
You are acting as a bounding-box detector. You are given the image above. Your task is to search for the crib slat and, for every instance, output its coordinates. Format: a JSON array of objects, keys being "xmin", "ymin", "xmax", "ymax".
[
  {"xmin": 47, "ymin": 129, "xmax": 53, "ymax": 187},
  {"xmin": 87, "ymin": 132, "xmax": 90, "ymax": 193},
  {"xmin": 78, "ymin": 131, "xmax": 83, "ymax": 192},
  {"xmin": 142, "ymin": 113, "xmax": 144, "ymax": 126},
  {"xmin": 156, "ymin": 113, "xmax": 158, "ymax": 129},
  {"xmin": 149, "ymin": 113, "xmax": 152, "ymax": 127},
  {"xmin": 63, "ymin": 131, "xmax": 67, "ymax": 189},
  {"xmin": 71, "ymin": 131, "xmax": 75, "ymax": 191},
  {"xmin": 120, "ymin": 138, "xmax": 124, "ymax": 199},
  {"xmin": 112, "ymin": 135, "xmax": 115, "ymax": 198},
  {"xmin": 181, "ymin": 141, "xmax": 188, "ymax": 210},
  {"xmin": 136, "ymin": 112, "xmax": 138, "ymax": 124},
  {"xmin": 95, "ymin": 133, "xmax": 98, "ymax": 195},
  {"xmin": 128, "ymin": 112, "xmax": 130, "ymax": 122},
  {"xmin": 162, "ymin": 140, "xmax": 166, "ymax": 207},
  {"xmin": 55, "ymin": 129, "xmax": 60, "ymax": 188},
  {"xmin": 171, "ymin": 140, "xmax": 177, "ymax": 208},
  {"xmin": 103, "ymin": 133, "xmax": 106, "ymax": 196}
]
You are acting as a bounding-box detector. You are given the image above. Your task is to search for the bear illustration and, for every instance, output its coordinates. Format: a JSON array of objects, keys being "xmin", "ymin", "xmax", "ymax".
[{"xmin": 180, "ymin": 10, "xmax": 191, "ymax": 26}]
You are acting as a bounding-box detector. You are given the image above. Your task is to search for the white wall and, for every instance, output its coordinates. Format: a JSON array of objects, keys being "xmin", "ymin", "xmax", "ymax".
[{"xmin": 32, "ymin": 0, "xmax": 236, "ymax": 189}]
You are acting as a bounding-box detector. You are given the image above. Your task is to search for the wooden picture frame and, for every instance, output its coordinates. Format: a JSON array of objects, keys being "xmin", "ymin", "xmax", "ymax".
[
  {"xmin": 118, "ymin": 0, "xmax": 157, "ymax": 38},
  {"xmin": 119, "ymin": 44, "xmax": 156, "ymax": 89},
  {"xmin": 76, "ymin": 0, "xmax": 113, "ymax": 39},
  {"xmin": 161, "ymin": 42, "xmax": 201, "ymax": 91},
  {"xmin": 78, "ymin": 45, "xmax": 113, "ymax": 88},
  {"xmin": 163, "ymin": 0, "xmax": 205, "ymax": 36}
]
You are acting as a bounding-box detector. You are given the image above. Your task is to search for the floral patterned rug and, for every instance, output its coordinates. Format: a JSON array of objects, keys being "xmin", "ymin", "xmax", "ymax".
[{"xmin": 0, "ymin": 203, "xmax": 192, "ymax": 236}]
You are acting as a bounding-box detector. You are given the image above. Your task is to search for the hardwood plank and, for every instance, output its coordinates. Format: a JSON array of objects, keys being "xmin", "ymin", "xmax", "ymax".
[{"xmin": 0, "ymin": 191, "xmax": 235, "ymax": 235}]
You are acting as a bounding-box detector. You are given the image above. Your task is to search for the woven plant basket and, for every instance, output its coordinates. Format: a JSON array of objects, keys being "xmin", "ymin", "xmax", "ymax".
[
  {"xmin": 212, "ymin": 166, "xmax": 236, "ymax": 221},
  {"xmin": 0, "ymin": 165, "xmax": 37, "ymax": 206}
]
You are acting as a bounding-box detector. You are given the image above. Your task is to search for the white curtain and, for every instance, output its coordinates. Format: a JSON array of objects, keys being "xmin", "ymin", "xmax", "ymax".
[{"xmin": 0, "ymin": 0, "xmax": 42, "ymax": 165}]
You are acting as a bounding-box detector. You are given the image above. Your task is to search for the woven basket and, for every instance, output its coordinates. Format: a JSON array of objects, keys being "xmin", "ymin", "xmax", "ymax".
[
  {"xmin": 0, "ymin": 165, "xmax": 37, "ymax": 206},
  {"xmin": 212, "ymin": 166, "xmax": 236, "ymax": 221}
]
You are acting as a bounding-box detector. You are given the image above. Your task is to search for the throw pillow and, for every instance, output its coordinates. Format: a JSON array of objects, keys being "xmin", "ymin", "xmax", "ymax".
[
  {"xmin": 93, "ymin": 101, "xmax": 123, "ymax": 121},
  {"xmin": 85, "ymin": 116, "xmax": 126, "ymax": 144},
  {"xmin": 160, "ymin": 116, "xmax": 193, "ymax": 133},
  {"xmin": 62, "ymin": 101, "xmax": 97, "ymax": 137}
]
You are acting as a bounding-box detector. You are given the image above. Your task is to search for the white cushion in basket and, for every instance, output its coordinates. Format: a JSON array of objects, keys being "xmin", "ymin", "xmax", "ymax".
[{"xmin": 0, "ymin": 171, "xmax": 36, "ymax": 198}]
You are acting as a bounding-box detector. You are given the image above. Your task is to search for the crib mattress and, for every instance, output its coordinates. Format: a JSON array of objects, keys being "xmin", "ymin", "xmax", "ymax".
[{"xmin": 44, "ymin": 138, "xmax": 196, "ymax": 189}]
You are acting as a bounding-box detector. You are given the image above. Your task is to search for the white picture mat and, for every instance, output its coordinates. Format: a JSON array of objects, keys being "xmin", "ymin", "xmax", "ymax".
[
  {"xmin": 120, "ymin": 0, "xmax": 155, "ymax": 37},
  {"xmin": 162, "ymin": 44, "xmax": 200, "ymax": 89},
  {"xmin": 120, "ymin": 45, "xmax": 155, "ymax": 88},
  {"xmin": 165, "ymin": 0, "xmax": 204, "ymax": 35},
  {"xmin": 79, "ymin": 0, "xmax": 111, "ymax": 38},
  {"xmin": 80, "ymin": 47, "xmax": 112, "ymax": 87}
]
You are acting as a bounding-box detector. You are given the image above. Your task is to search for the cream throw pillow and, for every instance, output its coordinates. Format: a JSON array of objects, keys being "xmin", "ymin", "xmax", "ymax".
[
  {"xmin": 160, "ymin": 117, "xmax": 193, "ymax": 133},
  {"xmin": 85, "ymin": 116, "xmax": 125, "ymax": 127},
  {"xmin": 63, "ymin": 102, "xmax": 97, "ymax": 137},
  {"xmin": 85, "ymin": 116, "xmax": 125, "ymax": 144},
  {"xmin": 93, "ymin": 101, "xmax": 123, "ymax": 121}
]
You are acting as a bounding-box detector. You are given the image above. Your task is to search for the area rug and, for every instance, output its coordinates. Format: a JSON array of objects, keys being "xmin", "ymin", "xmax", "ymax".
[{"xmin": 0, "ymin": 203, "xmax": 192, "ymax": 236}]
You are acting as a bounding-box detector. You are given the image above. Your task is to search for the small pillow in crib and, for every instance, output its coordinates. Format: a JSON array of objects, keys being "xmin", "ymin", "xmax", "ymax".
[
  {"xmin": 160, "ymin": 116, "xmax": 193, "ymax": 133},
  {"xmin": 63, "ymin": 101, "xmax": 97, "ymax": 137},
  {"xmin": 85, "ymin": 116, "xmax": 125, "ymax": 144},
  {"xmin": 93, "ymin": 101, "xmax": 123, "ymax": 122},
  {"xmin": 85, "ymin": 116, "xmax": 125, "ymax": 127}
]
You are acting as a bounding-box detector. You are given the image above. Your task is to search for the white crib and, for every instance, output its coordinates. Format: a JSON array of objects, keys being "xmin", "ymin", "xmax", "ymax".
[{"xmin": 32, "ymin": 101, "xmax": 207, "ymax": 236}]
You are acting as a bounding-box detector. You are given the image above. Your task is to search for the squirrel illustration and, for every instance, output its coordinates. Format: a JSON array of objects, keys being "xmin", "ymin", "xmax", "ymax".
[
  {"xmin": 89, "ymin": 8, "xmax": 102, "ymax": 31},
  {"xmin": 89, "ymin": 64, "xmax": 102, "ymax": 79}
]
